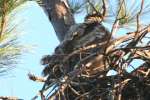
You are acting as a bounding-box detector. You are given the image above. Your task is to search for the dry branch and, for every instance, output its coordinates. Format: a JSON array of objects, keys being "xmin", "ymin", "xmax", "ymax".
[
  {"xmin": 0, "ymin": 96, "xmax": 22, "ymax": 100},
  {"xmin": 28, "ymin": 73, "xmax": 46, "ymax": 82}
]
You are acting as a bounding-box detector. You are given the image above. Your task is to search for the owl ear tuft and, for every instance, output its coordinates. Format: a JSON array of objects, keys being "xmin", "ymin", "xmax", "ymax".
[{"xmin": 84, "ymin": 13, "xmax": 102, "ymax": 23}]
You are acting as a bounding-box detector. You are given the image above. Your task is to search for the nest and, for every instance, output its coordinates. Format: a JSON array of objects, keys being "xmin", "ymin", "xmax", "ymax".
[
  {"xmin": 29, "ymin": 0, "xmax": 150, "ymax": 99},
  {"xmin": 29, "ymin": 23, "xmax": 150, "ymax": 100}
]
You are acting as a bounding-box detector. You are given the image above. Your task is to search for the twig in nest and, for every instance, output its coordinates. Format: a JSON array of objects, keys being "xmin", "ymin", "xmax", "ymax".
[
  {"xmin": 137, "ymin": 68, "xmax": 150, "ymax": 77},
  {"xmin": 106, "ymin": 25, "xmax": 150, "ymax": 54},
  {"xmin": 63, "ymin": 42, "xmax": 105, "ymax": 63},
  {"xmin": 114, "ymin": 78, "xmax": 131, "ymax": 88},
  {"xmin": 68, "ymin": 84, "xmax": 80, "ymax": 96},
  {"xmin": 28, "ymin": 73, "xmax": 46, "ymax": 82}
]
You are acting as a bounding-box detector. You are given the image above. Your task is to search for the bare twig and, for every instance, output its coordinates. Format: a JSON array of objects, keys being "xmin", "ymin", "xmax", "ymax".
[
  {"xmin": 86, "ymin": 0, "xmax": 99, "ymax": 14},
  {"xmin": 105, "ymin": 0, "xmax": 126, "ymax": 53},
  {"xmin": 136, "ymin": 0, "xmax": 144, "ymax": 32},
  {"xmin": 102, "ymin": 0, "xmax": 107, "ymax": 19},
  {"xmin": 28, "ymin": 73, "xmax": 46, "ymax": 82}
]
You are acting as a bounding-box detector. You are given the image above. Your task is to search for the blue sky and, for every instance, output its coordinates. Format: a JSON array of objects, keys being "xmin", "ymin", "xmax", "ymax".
[
  {"xmin": 0, "ymin": 1, "xmax": 86, "ymax": 99},
  {"xmin": 0, "ymin": 1, "xmax": 59, "ymax": 99}
]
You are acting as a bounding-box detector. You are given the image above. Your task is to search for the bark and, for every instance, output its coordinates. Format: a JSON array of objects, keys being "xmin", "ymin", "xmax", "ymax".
[{"xmin": 42, "ymin": 0, "xmax": 75, "ymax": 41}]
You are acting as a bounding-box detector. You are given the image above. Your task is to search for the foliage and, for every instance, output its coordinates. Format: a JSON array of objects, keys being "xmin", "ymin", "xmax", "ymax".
[{"xmin": 0, "ymin": 0, "xmax": 26, "ymax": 76}]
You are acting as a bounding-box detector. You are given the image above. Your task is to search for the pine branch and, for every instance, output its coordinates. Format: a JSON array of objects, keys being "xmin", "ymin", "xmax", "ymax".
[{"xmin": 0, "ymin": 0, "xmax": 7, "ymax": 37}]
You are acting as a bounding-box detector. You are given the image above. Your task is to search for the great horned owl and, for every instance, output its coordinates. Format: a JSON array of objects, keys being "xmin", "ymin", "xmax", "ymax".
[
  {"xmin": 54, "ymin": 14, "xmax": 111, "ymax": 75},
  {"xmin": 56, "ymin": 13, "xmax": 110, "ymax": 54}
]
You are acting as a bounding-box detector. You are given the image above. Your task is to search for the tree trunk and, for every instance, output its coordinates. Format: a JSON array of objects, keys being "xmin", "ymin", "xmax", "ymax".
[{"xmin": 42, "ymin": 0, "xmax": 75, "ymax": 41}]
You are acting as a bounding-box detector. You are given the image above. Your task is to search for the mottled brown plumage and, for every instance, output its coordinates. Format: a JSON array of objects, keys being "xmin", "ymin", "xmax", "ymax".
[{"xmin": 42, "ymin": 14, "xmax": 111, "ymax": 77}]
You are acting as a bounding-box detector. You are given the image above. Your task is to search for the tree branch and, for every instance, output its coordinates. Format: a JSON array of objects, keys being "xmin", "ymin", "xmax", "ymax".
[
  {"xmin": 0, "ymin": 96, "xmax": 22, "ymax": 100},
  {"xmin": 42, "ymin": 0, "xmax": 75, "ymax": 41},
  {"xmin": 28, "ymin": 73, "xmax": 46, "ymax": 82}
]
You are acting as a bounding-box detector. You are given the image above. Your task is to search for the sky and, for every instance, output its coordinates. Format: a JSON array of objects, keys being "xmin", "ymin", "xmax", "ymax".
[
  {"xmin": 0, "ymin": 1, "xmax": 59, "ymax": 99},
  {"xmin": 0, "ymin": 1, "xmax": 86, "ymax": 99}
]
